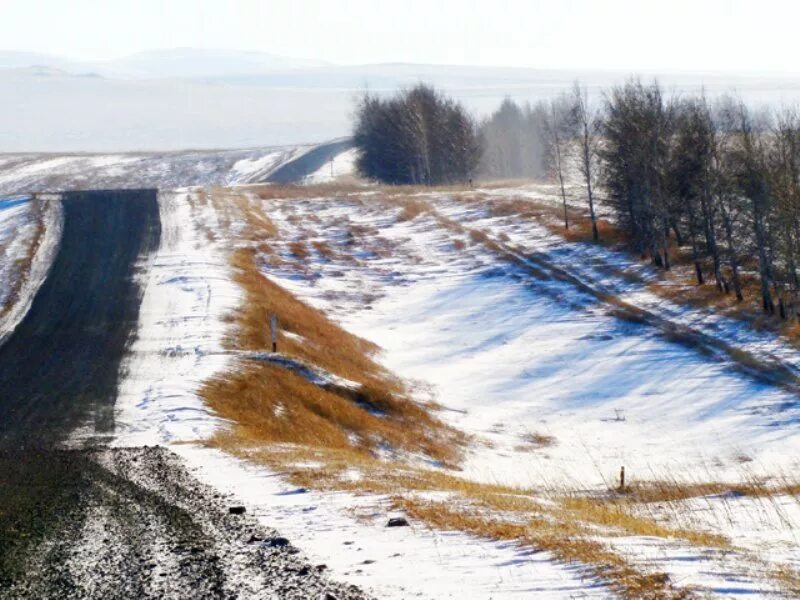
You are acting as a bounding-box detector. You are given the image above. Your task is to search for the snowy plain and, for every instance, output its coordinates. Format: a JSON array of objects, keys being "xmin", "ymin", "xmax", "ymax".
[{"xmin": 0, "ymin": 145, "xmax": 309, "ymax": 195}]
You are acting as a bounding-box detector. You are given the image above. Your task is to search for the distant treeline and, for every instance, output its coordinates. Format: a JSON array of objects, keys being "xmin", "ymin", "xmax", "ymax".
[
  {"xmin": 569, "ymin": 79, "xmax": 800, "ymax": 319},
  {"xmin": 353, "ymin": 85, "xmax": 482, "ymax": 185},
  {"xmin": 353, "ymin": 79, "xmax": 800, "ymax": 319}
]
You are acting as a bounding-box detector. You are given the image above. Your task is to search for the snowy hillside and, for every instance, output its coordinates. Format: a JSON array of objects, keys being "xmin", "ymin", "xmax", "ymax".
[
  {"xmin": 0, "ymin": 146, "xmax": 310, "ymax": 194},
  {"xmin": 93, "ymin": 168, "xmax": 800, "ymax": 597}
]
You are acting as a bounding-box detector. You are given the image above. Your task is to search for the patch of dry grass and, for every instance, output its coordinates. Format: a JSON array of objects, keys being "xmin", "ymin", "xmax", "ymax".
[
  {"xmin": 514, "ymin": 431, "xmax": 557, "ymax": 452},
  {"xmin": 211, "ymin": 438, "xmax": 698, "ymax": 599},
  {"xmin": 562, "ymin": 497, "xmax": 729, "ymax": 548},
  {"xmin": 208, "ymin": 246, "xmax": 464, "ymax": 464},
  {"xmin": 396, "ymin": 198, "xmax": 433, "ymax": 221},
  {"xmin": 397, "ymin": 499, "xmax": 690, "ymax": 600},
  {"xmin": 287, "ymin": 240, "xmax": 309, "ymax": 260}
]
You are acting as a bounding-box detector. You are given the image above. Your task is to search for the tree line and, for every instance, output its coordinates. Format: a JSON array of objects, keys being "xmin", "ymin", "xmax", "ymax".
[
  {"xmin": 578, "ymin": 79, "xmax": 800, "ymax": 319},
  {"xmin": 353, "ymin": 85, "xmax": 482, "ymax": 185},
  {"xmin": 353, "ymin": 80, "xmax": 800, "ymax": 318}
]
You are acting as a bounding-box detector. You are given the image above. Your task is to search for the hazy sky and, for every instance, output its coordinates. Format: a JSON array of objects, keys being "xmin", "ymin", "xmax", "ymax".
[{"xmin": 2, "ymin": 0, "xmax": 798, "ymax": 73}]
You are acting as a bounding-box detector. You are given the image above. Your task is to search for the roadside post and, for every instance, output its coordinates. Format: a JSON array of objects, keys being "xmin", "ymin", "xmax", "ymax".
[{"xmin": 270, "ymin": 313, "xmax": 278, "ymax": 353}]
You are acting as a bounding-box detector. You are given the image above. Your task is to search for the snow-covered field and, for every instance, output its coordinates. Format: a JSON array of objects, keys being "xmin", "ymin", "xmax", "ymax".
[
  {"xmin": 0, "ymin": 145, "xmax": 309, "ymax": 195},
  {"xmin": 259, "ymin": 190, "xmax": 800, "ymax": 489}
]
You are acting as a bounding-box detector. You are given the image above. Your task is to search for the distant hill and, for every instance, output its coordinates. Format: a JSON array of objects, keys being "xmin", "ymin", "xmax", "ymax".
[
  {"xmin": 0, "ymin": 50, "xmax": 83, "ymax": 72},
  {"xmin": 98, "ymin": 48, "xmax": 329, "ymax": 79},
  {"xmin": 0, "ymin": 48, "xmax": 328, "ymax": 80},
  {"xmin": 2, "ymin": 48, "xmax": 800, "ymax": 152}
]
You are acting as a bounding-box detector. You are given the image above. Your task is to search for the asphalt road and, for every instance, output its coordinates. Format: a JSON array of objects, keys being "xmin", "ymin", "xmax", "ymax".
[
  {"xmin": 266, "ymin": 138, "xmax": 354, "ymax": 184},
  {"xmin": 0, "ymin": 189, "xmax": 161, "ymax": 445}
]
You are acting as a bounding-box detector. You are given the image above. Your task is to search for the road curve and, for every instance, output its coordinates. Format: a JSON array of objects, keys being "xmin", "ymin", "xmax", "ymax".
[{"xmin": 266, "ymin": 138, "xmax": 354, "ymax": 183}]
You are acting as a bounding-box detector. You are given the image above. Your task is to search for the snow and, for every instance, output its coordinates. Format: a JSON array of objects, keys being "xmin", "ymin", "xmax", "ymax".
[
  {"xmin": 0, "ymin": 194, "xmax": 62, "ymax": 345},
  {"xmin": 0, "ymin": 196, "xmax": 34, "ymax": 308},
  {"xmin": 113, "ymin": 189, "xmax": 239, "ymax": 445},
  {"xmin": 173, "ymin": 444, "xmax": 612, "ymax": 599},
  {"xmin": 632, "ymin": 491, "xmax": 800, "ymax": 577},
  {"xmin": 304, "ymin": 147, "xmax": 360, "ymax": 184},
  {"xmin": 0, "ymin": 145, "xmax": 310, "ymax": 195},
  {"xmin": 257, "ymin": 191, "xmax": 800, "ymax": 491}
]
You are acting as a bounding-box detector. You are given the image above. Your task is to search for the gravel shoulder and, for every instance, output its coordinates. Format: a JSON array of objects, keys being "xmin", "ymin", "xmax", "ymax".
[{"xmin": 3, "ymin": 446, "xmax": 371, "ymax": 600}]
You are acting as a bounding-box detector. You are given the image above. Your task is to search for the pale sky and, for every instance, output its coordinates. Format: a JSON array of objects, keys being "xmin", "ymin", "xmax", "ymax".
[{"xmin": 1, "ymin": 0, "xmax": 797, "ymax": 73}]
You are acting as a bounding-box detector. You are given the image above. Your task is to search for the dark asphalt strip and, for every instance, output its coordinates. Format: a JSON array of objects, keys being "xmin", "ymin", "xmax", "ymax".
[
  {"xmin": 0, "ymin": 189, "xmax": 160, "ymax": 444},
  {"xmin": 266, "ymin": 138, "xmax": 353, "ymax": 184}
]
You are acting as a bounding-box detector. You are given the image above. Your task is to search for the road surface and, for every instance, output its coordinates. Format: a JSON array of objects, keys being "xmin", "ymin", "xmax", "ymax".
[{"xmin": 266, "ymin": 138, "xmax": 354, "ymax": 184}]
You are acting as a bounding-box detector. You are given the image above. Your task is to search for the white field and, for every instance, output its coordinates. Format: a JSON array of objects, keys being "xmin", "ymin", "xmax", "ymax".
[{"xmin": 0, "ymin": 145, "xmax": 309, "ymax": 195}]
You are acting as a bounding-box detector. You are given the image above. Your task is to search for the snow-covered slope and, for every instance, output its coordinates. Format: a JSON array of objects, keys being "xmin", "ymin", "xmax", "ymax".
[
  {"xmin": 0, "ymin": 194, "xmax": 62, "ymax": 345},
  {"xmin": 102, "ymin": 181, "xmax": 800, "ymax": 597},
  {"xmin": 258, "ymin": 191, "xmax": 800, "ymax": 489},
  {"xmin": 0, "ymin": 146, "xmax": 308, "ymax": 194}
]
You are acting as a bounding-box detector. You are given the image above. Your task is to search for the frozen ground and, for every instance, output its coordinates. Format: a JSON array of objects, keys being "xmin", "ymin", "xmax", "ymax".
[
  {"xmin": 0, "ymin": 145, "xmax": 309, "ymax": 195},
  {"xmin": 0, "ymin": 194, "xmax": 62, "ymax": 345}
]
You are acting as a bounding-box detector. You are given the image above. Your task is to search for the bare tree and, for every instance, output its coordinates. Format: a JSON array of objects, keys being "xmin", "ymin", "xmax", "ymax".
[
  {"xmin": 544, "ymin": 96, "xmax": 574, "ymax": 229},
  {"xmin": 571, "ymin": 82, "xmax": 600, "ymax": 241}
]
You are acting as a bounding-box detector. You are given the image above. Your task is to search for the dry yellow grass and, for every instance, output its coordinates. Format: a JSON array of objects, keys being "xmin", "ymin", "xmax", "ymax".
[
  {"xmin": 396, "ymin": 198, "xmax": 433, "ymax": 221},
  {"xmin": 514, "ymin": 431, "xmax": 557, "ymax": 452},
  {"xmin": 206, "ymin": 244, "xmax": 464, "ymax": 464},
  {"xmin": 562, "ymin": 497, "xmax": 729, "ymax": 548},
  {"xmin": 210, "ymin": 438, "xmax": 698, "ymax": 599},
  {"xmin": 397, "ymin": 499, "xmax": 690, "ymax": 600}
]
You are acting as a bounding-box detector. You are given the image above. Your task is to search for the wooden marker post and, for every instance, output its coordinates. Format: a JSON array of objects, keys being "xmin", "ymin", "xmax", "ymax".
[
  {"xmin": 270, "ymin": 314, "xmax": 278, "ymax": 353},
  {"xmin": 619, "ymin": 466, "xmax": 625, "ymax": 491}
]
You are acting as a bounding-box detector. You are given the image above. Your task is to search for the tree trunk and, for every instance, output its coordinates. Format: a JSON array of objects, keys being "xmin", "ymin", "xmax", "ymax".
[
  {"xmin": 699, "ymin": 188, "xmax": 723, "ymax": 291},
  {"xmin": 722, "ymin": 208, "xmax": 744, "ymax": 301},
  {"xmin": 685, "ymin": 198, "xmax": 704, "ymax": 285},
  {"xmin": 753, "ymin": 210, "xmax": 775, "ymax": 314}
]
